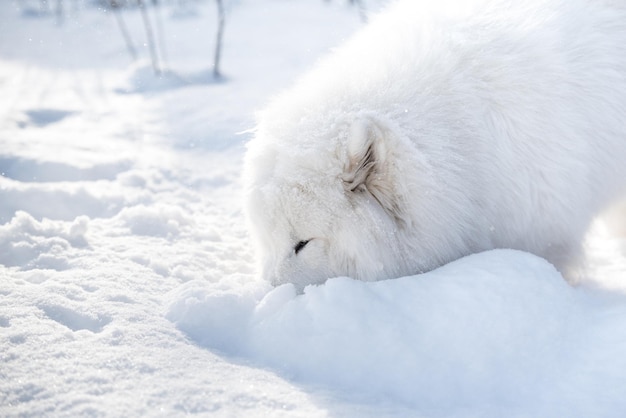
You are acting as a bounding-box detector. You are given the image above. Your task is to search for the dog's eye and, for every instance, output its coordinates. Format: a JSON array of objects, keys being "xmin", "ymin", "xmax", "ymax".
[{"xmin": 294, "ymin": 240, "xmax": 310, "ymax": 255}]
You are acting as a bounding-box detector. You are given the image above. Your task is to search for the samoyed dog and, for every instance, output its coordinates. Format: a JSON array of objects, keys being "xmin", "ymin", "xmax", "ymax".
[{"xmin": 244, "ymin": 0, "xmax": 626, "ymax": 290}]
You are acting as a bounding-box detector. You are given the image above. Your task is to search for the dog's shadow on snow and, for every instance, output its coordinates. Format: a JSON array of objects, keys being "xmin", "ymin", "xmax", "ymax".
[{"xmin": 166, "ymin": 249, "xmax": 626, "ymax": 415}]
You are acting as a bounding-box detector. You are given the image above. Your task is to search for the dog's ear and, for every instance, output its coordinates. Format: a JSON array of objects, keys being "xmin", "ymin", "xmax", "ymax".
[
  {"xmin": 343, "ymin": 118, "xmax": 381, "ymax": 193},
  {"xmin": 343, "ymin": 117, "xmax": 403, "ymax": 223}
]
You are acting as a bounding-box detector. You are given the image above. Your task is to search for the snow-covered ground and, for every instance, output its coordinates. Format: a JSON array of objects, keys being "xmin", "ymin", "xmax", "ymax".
[{"xmin": 2, "ymin": 0, "xmax": 626, "ymax": 416}]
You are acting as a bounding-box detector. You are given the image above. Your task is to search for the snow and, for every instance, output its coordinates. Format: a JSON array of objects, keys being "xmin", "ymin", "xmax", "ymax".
[
  {"xmin": 167, "ymin": 249, "xmax": 626, "ymax": 416},
  {"xmin": 1, "ymin": 0, "xmax": 626, "ymax": 416}
]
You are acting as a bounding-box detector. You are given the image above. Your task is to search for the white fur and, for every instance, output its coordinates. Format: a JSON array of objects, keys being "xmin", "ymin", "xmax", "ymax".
[{"xmin": 243, "ymin": 0, "xmax": 626, "ymax": 290}]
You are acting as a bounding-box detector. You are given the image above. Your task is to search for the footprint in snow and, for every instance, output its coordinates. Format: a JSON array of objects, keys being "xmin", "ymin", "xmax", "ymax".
[
  {"xmin": 0, "ymin": 155, "xmax": 131, "ymax": 183},
  {"xmin": 41, "ymin": 304, "xmax": 111, "ymax": 333},
  {"xmin": 19, "ymin": 108, "xmax": 76, "ymax": 128}
]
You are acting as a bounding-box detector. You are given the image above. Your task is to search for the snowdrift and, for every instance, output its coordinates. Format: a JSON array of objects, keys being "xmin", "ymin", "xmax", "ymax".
[{"xmin": 168, "ymin": 249, "xmax": 626, "ymax": 416}]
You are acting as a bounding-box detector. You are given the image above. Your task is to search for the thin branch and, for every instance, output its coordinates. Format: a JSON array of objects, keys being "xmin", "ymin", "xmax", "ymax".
[
  {"xmin": 55, "ymin": 0, "xmax": 64, "ymax": 25},
  {"xmin": 110, "ymin": 0, "xmax": 138, "ymax": 61},
  {"xmin": 353, "ymin": 0, "xmax": 367, "ymax": 23},
  {"xmin": 152, "ymin": 0, "xmax": 169, "ymax": 71},
  {"xmin": 137, "ymin": 0, "xmax": 161, "ymax": 75},
  {"xmin": 213, "ymin": 0, "xmax": 225, "ymax": 78}
]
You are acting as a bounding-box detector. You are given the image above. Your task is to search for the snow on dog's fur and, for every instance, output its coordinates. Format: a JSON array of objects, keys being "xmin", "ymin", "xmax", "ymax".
[{"xmin": 244, "ymin": 0, "xmax": 626, "ymax": 290}]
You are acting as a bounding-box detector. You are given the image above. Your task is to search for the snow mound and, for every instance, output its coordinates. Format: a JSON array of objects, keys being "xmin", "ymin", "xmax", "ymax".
[
  {"xmin": 115, "ymin": 203, "xmax": 194, "ymax": 238},
  {"xmin": 0, "ymin": 211, "xmax": 89, "ymax": 270},
  {"xmin": 167, "ymin": 249, "xmax": 626, "ymax": 415},
  {"xmin": 116, "ymin": 62, "xmax": 224, "ymax": 94},
  {"xmin": 0, "ymin": 178, "xmax": 127, "ymax": 222}
]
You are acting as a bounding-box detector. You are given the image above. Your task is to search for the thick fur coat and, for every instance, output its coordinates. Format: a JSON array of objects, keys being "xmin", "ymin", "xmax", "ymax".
[{"xmin": 244, "ymin": 0, "xmax": 626, "ymax": 290}]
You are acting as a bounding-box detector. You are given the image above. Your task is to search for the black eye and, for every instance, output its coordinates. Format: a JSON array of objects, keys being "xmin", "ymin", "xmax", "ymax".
[{"xmin": 294, "ymin": 240, "xmax": 310, "ymax": 255}]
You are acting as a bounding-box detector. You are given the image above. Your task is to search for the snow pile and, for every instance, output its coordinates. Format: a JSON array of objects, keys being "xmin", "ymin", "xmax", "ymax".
[
  {"xmin": 0, "ymin": 211, "xmax": 88, "ymax": 270},
  {"xmin": 167, "ymin": 249, "xmax": 626, "ymax": 416},
  {"xmin": 116, "ymin": 62, "xmax": 223, "ymax": 94},
  {"xmin": 116, "ymin": 203, "xmax": 194, "ymax": 238}
]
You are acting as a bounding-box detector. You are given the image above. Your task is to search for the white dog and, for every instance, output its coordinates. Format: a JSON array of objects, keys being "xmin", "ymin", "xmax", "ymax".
[{"xmin": 244, "ymin": 0, "xmax": 626, "ymax": 290}]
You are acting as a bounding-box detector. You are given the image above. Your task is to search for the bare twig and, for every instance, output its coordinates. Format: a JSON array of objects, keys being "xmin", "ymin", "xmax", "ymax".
[
  {"xmin": 137, "ymin": 0, "xmax": 161, "ymax": 75},
  {"xmin": 55, "ymin": 0, "xmax": 64, "ymax": 25},
  {"xmin": 110, "ymin": 0, "xmax": 138, "ymax": 61},
  {"xmin": 213, "ymin": 0, "xmax": 225, "ymax": 78},
  {"xmin": 352, "ymin": 0, "xmax": 367, "ymax": 22},
  {"xmin": 152, "ymin": 0, "xmax": 169, "ymax": 71}
]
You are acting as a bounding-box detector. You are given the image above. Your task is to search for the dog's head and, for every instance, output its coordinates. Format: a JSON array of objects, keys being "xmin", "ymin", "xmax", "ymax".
[{"xmin": 244, "ymin": 115, "xmax": 415, "ymax": 291}]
